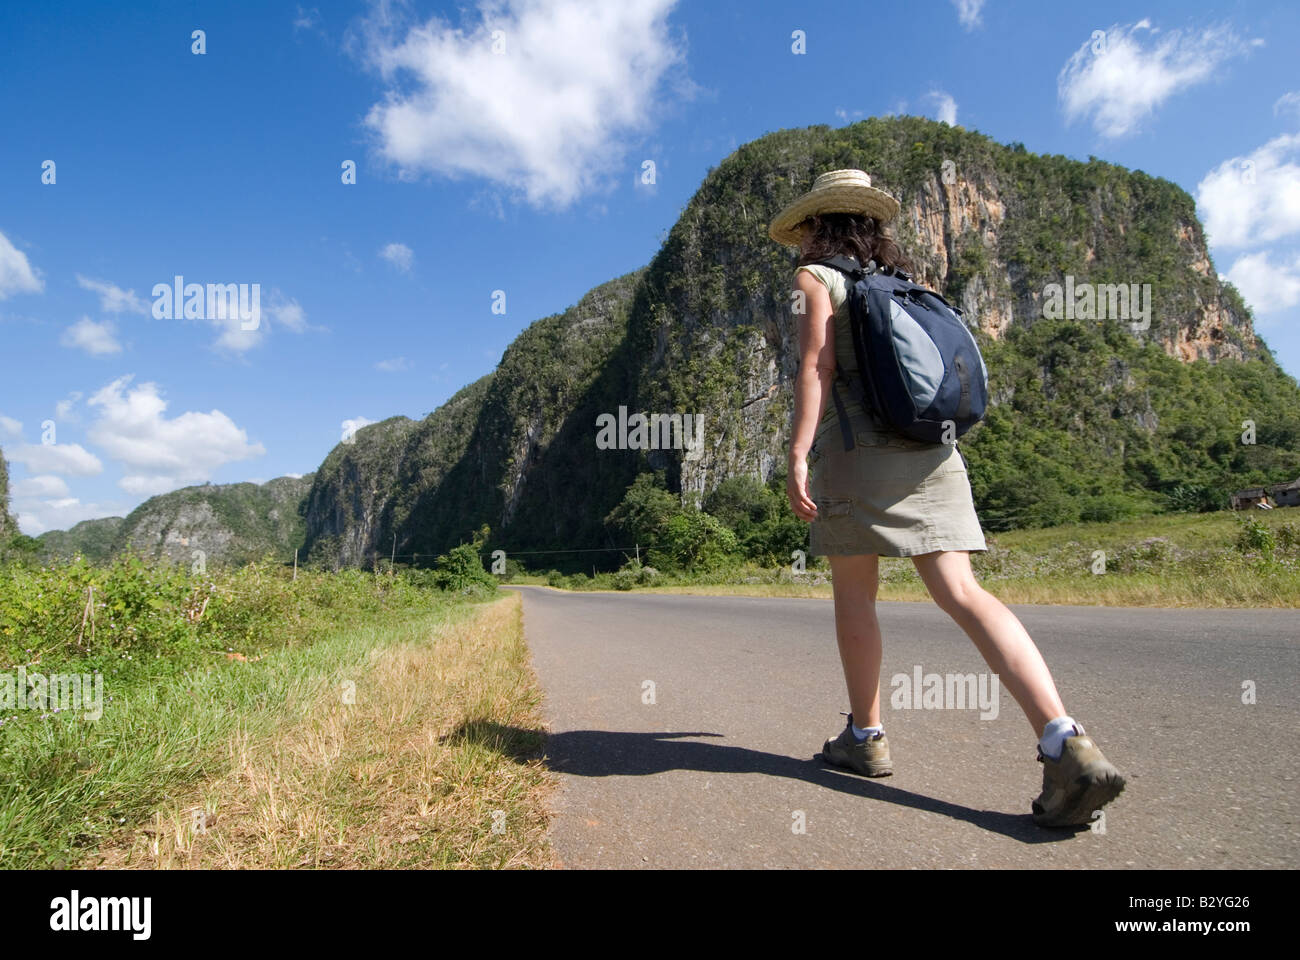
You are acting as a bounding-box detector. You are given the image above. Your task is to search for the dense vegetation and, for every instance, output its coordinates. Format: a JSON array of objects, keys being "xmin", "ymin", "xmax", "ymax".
[
  {"xmin": 0, "ymin": 550, "xmax": 493, "ymax": 689},
  {"xmin": 34, "ymin": 517, "xmax": 123, "ymax": 563},
  {"xmin": 534, "ymin": 506, "xmax": 1300, "ymax": 609},
  {"xmin": 0, "ymin": 546, "xmax": 511, "ymax": 868}
]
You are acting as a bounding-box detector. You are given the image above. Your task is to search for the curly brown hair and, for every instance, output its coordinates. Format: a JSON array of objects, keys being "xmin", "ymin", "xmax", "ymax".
[{"xmin": 794, "ymin": 212, "xmax": 912, "ymax": 274}]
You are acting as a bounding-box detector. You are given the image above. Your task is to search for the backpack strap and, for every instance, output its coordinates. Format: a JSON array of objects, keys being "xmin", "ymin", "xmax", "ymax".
[
  {"xmin": 813, "ymin": 254, "xmax": 869, "ymax": 278},
  {"xmin": 830, "ymin": 375, "xmax": 855, "ymax": 452}
]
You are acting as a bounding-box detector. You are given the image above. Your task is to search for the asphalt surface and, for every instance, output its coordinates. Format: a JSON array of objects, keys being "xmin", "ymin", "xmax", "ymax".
[{"xmin": 510, "ymin": 585, "xmax": 1298, "ymax": 869}]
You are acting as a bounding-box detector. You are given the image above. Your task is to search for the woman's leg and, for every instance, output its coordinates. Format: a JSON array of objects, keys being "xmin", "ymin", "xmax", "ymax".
[
  {"xmin": 910, "ymin": 550, "xmax": 1065, "ymax": 736},
  {"xmin": 827, "ymin": 553, "xmax": 883, "ymax": 726}
]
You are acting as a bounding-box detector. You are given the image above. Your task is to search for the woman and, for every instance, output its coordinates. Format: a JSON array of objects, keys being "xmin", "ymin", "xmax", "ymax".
[{"xmin": 770, "ymin": 169, "xmax": 1125, "ymax": 828}]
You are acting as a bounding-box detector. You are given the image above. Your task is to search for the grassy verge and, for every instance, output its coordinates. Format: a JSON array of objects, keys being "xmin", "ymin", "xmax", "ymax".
[
  {"xmin": 512, "ymin": 511, "xmax": 1300, "ymax": 607},
  {"xmin": 86, "ymin": 592, "xmax": 553, "ymax": 869},
  {"xmin": 0, "ymin": 556, "xmax": 553, "ymax": 869}
]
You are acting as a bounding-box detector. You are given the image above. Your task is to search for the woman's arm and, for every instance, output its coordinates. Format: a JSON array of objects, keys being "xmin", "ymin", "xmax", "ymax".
[{"xmin": 787, "ymin": 269, "xmax": 837, "ymax": 522}]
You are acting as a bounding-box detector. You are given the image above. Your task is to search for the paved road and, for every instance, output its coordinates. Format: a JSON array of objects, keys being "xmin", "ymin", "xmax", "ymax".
[{"xmin": 510, "ymin": 585, "xmax": 1298, "ymax": 869}]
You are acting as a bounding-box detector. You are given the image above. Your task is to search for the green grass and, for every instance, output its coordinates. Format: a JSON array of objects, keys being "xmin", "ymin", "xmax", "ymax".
[
  {"xmin": 522, "ymin": 510, "xmax": 1300, "ymax": 607},
  {"xmin": 0, "ymin": 556, "xmax": 552, "ymax": 869},
  {"xmin": 0, "ymin": 602, "xmax": 449, "ymax": 867}
]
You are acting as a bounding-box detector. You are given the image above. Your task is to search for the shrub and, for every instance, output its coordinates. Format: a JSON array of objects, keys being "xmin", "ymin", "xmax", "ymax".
[
  {"xmin": 431, "ymin": 542, "xmax": 496, "ymax": 592},
  {"xmin": 1234, "ymin": 515, "xmax": 1276, "ymax": 556},
  {"xmin": 499, "ymin": 557, "xmax": 526, "ymax": 581}
]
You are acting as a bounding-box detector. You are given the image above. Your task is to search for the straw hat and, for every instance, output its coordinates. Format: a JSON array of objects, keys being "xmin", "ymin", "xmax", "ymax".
[{"xmin": 768, "ymin": 169, "xmax": 900, "ymax": 247}]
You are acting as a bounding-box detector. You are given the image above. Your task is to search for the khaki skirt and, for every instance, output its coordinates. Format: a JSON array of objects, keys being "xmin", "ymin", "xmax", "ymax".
[{"xmin": 807, "ymin": 410, "xmax": 988, "ymax": 558}]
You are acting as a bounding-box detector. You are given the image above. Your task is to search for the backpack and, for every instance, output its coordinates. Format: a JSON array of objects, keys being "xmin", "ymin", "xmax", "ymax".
[{"xmin": 812, "ymin": 254, "xmax": 989, "ymax": 448}]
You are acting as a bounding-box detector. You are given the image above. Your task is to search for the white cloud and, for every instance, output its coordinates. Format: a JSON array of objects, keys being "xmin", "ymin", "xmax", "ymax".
[
  {"xmin": 0, "ymin": 230, "xmax": 42, "ymax": 299},
  {"xmin": 341, "ymin": 416, "xmax": 377, "ymax": 444},
  {"xmin": 1196, "ymin": 133, "xmax": 1300, "ymax": 249},
  {"xmin": 86, "ymin": 375, "xmax": 264, "ymax": 494},
  {"xmin": 294, "ymin": 5, "xmax": 320, "ymax": 31},
  {"xmin": 60, "ymin": 316, "xmax": 123, "ymax": 355},
  {"xmin": 6, "ymin": 442, "xmax": 103, "ymax": 476},
  {"xmin": 951, "ymin": 0, "xmax": 984, "ymax": 30},
  {"xmin": 55, "ymin": 391, "xmax": 83, "ymax": 422},
  {"xmin": 374, "ymin": 356, "xmax": 411, "ymax": 372},
  {"xmin": 270, "ymin": 295, "xmax": 308, "ymax": 333},
  {"xmin": 929, "ymin": 90, "xmax": 958, "ymax": 126},
  {"xmin": 1059, "ymin": 21, "xmax": 1257, "ymax": 138},
  {"xmin": 379, "ymin": 242, "xmax": 414, "ymax": 272},
  {"xmin": 357, "ymin": 0, "xmax": 688, "ymax": 209},
  {"xmin": 14, "ymin": 495, "xmax": 122, "ymax": 537},
  {"xmin": 1276, "ymin": 91, "xmax": 1300, "ymax": 118},
  {"xmin": 11, "ymin": 474, "xmax": 70, "ymax": 498},
  {"xmin": 0, "ymin": 414, "xmax": 21, "ymax": 438},
  {"xmin": 1224, "ymin": 251, "xmax": 1300, "ymax": 318},
  {"xmin": 210, "ymin": 288, "xmax": 308, "ymax": 354},
  {"xmin": 118, "ymin": 474, "xmax": 186, "ymax": 496},
  {"xmin": 76, "ymin": 275, "xmax": 148, "ymax": 315}
]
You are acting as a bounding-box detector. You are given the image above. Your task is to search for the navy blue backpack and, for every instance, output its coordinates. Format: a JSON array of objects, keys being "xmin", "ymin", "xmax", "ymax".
[{"xmin": 813, "ymin": 254, "xmax": 988, "ymax": 447}]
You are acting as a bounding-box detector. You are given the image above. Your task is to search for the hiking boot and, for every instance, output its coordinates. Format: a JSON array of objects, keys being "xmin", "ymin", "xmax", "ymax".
[
  {"xmin": 821, "ymin": 713, "xmax": 892, "ymax": 777},
  {"xmin": 1032, "ymin": 725, "xmax": 1126, "ymax": 827}
]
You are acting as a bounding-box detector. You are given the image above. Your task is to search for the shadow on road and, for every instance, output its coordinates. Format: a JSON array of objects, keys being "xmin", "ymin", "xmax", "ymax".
[{"xmin": 451, "ymin": 720, "xmax": 1080, "ymax": 844}]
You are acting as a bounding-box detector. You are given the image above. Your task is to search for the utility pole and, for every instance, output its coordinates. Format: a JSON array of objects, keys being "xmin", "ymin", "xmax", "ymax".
[
  {"xmin": 391, "ymin": 533, "xmax": 397, "ymax": 572},
  {"xmin": 635, "ymin": 543, "xmax": 640, "ymax": 564},
  {"xmin": 293, "ymin": 548, "xmax": 298, "ymax": 581}
]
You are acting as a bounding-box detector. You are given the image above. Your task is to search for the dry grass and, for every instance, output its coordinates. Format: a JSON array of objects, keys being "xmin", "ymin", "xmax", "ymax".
[
  {"xmin": 624, "ymin": 567, "xmax": 1300, "ymax": 608},
  {"xmin": 91, "ymin": 593, "xmax": 557, "ymax": 869}
]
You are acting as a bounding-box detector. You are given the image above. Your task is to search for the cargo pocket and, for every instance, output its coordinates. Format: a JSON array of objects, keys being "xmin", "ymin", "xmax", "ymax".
[
  {"xmin": 814, "ymin": 496, "xmax": 853, "ymax": 518},
  {"xmin": 812, "ymin": 496, "xmax": 854, "ymax": 552}
]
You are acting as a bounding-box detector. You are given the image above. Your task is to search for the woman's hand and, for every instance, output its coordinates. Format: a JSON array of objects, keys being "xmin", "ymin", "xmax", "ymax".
[{"xmin": 787, "ymin": 454, "xmax": 818, "ymax": 522}]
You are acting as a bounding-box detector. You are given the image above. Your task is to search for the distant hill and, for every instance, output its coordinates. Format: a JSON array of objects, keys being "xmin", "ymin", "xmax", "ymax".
[
  {"xmin": 34, "ymin": 474, "xmax": 314, "ymax": 566},
  {"xmin": 35, "ymin": 517, "xmax": 124, "ymax": 563}
]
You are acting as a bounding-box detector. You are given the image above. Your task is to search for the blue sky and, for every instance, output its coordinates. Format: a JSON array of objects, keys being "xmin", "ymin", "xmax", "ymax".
[{"xmin": 2, "ymin": 0, "xmax": 1299, "ymax": 534}]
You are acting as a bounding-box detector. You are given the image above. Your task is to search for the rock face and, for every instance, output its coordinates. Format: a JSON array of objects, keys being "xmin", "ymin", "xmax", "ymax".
[
  {"xmin": 301, "ymin": 269, "xmax": 644, "ymax": 567},
  {"xmin": 290, "ymin": 116, "xmax": 1292, "ymax": 567},
  {"xmin": 626, "ymin": 120, "xmax": 1270, "ymax": 522}
]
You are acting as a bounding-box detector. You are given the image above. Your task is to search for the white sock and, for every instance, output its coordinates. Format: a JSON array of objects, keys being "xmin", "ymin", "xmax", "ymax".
[
  {"xmin": 852, "ymin": 721, "xmax": 883, "ymax": 741},
  {"xmin": 1039, "ymin": 716, "xmax": 1079, "ymax": 760}
]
